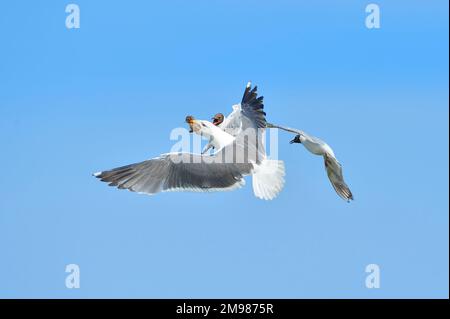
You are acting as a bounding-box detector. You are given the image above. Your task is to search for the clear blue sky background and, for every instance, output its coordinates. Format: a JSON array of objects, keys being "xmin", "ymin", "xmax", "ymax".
[{"xmin": 0, "ymin": 0, "xmax": 448, "ymax": 298}]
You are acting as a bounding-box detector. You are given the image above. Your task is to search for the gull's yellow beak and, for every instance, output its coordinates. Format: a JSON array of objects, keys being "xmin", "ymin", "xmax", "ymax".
[
  {"xmin": 185, "ymin": 115, "xmax": 196, "ymax": 133},
  {"xmin": 185, "ymin": 115, "xmax": 195, "ymax": 124}
]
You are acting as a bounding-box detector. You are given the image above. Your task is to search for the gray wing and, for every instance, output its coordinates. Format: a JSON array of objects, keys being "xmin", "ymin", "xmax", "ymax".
[
  {"xmin": 221, "ymin": 83, "xmax": 267, "ymax": 137},
  {"xmin": 266, "ymin": 123, "xmax": 304, "ymax": 136},
  {"xmin": 240, "ymin": 83, "xmax": 266, "ymax": 131},
  {"xmin": 265, "ymin": 123, "xmax": 329, "ymax": 146},
  {"xmin": 219, "ymin": 83, "xmax": 267, "ymax": 165},
  {"xmin": 94, "ymin": 153, "xmax": 253, "ymax": 195},
  {"xmin": 324, "ymin": 154, "xmax": 354, "ymax": 202},
  {"xmin": 221, "ymin": 106, "xmax": 242, "ymax": 137}
]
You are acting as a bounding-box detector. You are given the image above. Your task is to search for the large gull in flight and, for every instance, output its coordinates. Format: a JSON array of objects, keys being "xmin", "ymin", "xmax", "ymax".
[{"xmin": 94, "ymin": 83, "xmax": 285, "ymax": 200}]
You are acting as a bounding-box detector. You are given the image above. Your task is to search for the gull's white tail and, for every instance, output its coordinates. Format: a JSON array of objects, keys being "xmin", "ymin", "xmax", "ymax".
[{"xmin": 252, "ymin": 159, "xmax": 286, "ymax": 200}]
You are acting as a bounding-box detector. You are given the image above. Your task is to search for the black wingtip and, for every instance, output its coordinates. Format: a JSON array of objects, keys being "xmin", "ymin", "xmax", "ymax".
[{"xmin": 240, "ymin": 82, "xmax": 266, "ymax": 128}]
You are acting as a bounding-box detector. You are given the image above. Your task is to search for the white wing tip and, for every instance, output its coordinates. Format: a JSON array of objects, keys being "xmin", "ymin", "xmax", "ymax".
[
  {"xmin": 93, "ymin": 171, "xmax": 102, "ymax": 177},
  {"xmin": 246, "ymin": 81, "xmax": 251, "ymax": 88}
]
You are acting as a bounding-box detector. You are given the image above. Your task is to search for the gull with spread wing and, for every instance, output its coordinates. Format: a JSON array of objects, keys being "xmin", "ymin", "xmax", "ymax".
[
  {"xmin": 266, "ymin": 123, "xmax": 353, "ymax": 202},
  {"xmin": 94, "ymin": 83, "xmax": 285, "ymax": 200},
  {"xmin": 206, "ymin": 94, "xmax": 353, "ymax": 202}
]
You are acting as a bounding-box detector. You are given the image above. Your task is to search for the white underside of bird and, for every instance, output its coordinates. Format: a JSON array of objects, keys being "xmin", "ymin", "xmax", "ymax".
[{"xmin": 192, "ymin": 120, "xmax": 235, "ymax": 152}]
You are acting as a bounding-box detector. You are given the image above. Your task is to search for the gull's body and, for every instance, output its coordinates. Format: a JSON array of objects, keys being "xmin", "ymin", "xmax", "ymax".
[
  {"xmin": 201, "ymin": 103, "xmax": 244, "ymax": 154},
  {"xmin": 298, "ymin": 134, "xmax": 335, "ymax": 157},
  {"xmin": 94, "ymin": 83, "xmax": 285, "ymax": 200},
  {"xmin": 218, "ymin": 104, "xmax": 244, "ymax": 137},
  {"xmin": 190, "ymin": 119, "xmax": 235, "ymax": 151},
  {"xmin": 267, "ymin": 123, "xmax": 353, "ymax": 202}
]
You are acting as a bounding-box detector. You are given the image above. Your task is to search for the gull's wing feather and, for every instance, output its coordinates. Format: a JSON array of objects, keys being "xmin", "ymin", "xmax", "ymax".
[
  {"xmin": 220, "ymin": 83, "xmax": 267, "ymax": 164},
  {"xmin": 94, "ymin": 153, "xmax": 253, "ymax": 195},
  {"xmin": 240, "ymin": 83, "xmax": 266, "ymax": 130},
  {"xmin": 221, "ymin": 82, "xmax": 266, "ymax": 136},
  {"xmin": 267, "ymin": 123, "xmax": 327, "ymax": 147},
  {"xmin": 266, "ymin": 123, "xmax": 304, "ymax": 136},
  {"xmin": 324, "ymin": 154, "xmax": 353, "ymax": 202},
  {"xmin": 221, "ymin": 105, "xmax": 242, "ymax": 137}
]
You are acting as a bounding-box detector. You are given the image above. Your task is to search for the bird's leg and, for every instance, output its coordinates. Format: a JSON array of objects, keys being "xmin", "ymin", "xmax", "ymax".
[
  {"xmin": 201, "ymin": 144, "xmax": 212, "ymax": 155},
  {"xmin": 202, "ymin": 138, "xmax": 214, "ymax": 154}
]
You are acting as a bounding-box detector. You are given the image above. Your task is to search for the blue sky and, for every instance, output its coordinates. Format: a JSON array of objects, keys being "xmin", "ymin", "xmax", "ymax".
[{"xmin": 0, "ymin": 0, "xmax": 448, "ymax": 298}]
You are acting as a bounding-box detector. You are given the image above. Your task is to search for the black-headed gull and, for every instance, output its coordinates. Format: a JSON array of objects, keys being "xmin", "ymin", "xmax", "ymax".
[{"xmin": 267, "ymin": 123, "xmax": 353, "ymax": 202}]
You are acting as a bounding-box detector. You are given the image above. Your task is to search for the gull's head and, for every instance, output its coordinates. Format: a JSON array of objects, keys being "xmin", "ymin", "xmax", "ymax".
[
  {"xmin": 185, "ymin": 115, "xmax": 195, "ymax": 124},
  {"xmin": 212, "ymin": 113, "xmax": 224, "ymax": 126},
  {"xmin": 185, "ymin": 115, "xmax": 198, "ymax": 133},
  {"xmin": 290, "ymin": 134, "xmax": 302, "ymax": 144}
]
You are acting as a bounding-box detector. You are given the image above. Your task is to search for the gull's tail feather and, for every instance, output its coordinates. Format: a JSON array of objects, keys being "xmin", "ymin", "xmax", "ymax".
[{"xmin": 252, "ymin": 159, "xmax": 285, "ymax": 200}]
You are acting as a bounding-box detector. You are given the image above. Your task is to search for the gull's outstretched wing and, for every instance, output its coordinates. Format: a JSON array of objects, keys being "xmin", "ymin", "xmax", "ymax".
[
  {"xmin": 324, "ymin": 154, "xmax": 354, "ymax": 202},
  {"xmin": 301, "ymin": 131, "xmax": 329, "ymax": 146},
  {"xmin": 240, "ymin": 82, "xmax": 266, "ymax": 131},
  {"xmin": 219, "ymin": 82, "xmax": 268, "ymax": 165},
  {"xmin": 220, "ymin": 104, "xmax": 242, "ymax": 137},
  {"xmin": 221, "ymin": 82, "xmax": 266, "ymax": 136},
  {"xmin": 266, "ymin": 123, "xmax": 329, "ymax": 150},
  {"xmin": 94, "ymin": 153, "xmax": 253, "ymax": 195},
  {"xmin": 266, "ymin": 123, "xmax": 304, "ymax": 135}
]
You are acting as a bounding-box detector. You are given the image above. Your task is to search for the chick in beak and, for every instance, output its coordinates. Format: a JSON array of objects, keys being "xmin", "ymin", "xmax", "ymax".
[{"xmin": 185, "ymin": 115, "xmax": 200, "ymax": 133}]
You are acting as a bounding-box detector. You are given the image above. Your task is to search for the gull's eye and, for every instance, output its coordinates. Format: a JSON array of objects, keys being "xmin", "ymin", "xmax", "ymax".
[{"xmin": 201, "ymin": 123, "xmax": 207, "ymax": 127}]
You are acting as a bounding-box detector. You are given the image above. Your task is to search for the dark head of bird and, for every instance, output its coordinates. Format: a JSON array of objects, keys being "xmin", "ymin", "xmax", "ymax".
[
  {"xmin": 185, "ymin": 115, "xmax": 195, "ymax": 133},
  {"xmin": 290, "ymin": 135, "xmax": 302, "ymax": 144},
  {"xmin": 212, "ymin": 113, "xmax": 224, "ymax": 126}
]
